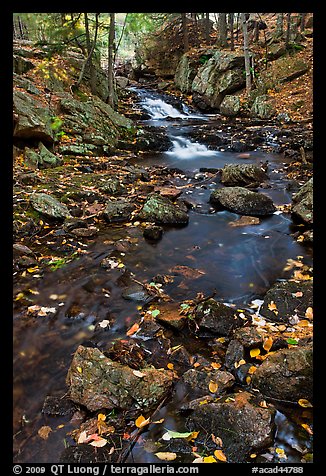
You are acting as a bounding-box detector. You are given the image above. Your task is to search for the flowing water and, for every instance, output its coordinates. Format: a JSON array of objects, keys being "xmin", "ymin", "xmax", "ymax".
[{"xmin": 13, "ymin": 88, "xmax": 313, "ymax": 463}]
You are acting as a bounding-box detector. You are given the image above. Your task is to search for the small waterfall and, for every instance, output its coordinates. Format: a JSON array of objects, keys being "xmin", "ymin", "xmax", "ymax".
[
  {"xmin": 166, "ymin": 136, "xmax": 217, "ymax": 158},
  {"xmin": 141, "ymin": 98, "xmax": 188, "ymax": 119}
]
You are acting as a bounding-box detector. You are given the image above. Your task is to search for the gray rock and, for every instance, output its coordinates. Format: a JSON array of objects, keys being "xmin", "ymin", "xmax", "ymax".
[
  {"xmin": 66, "ymin": 345, "xmax": 173, "ymax": 412},
  {"xmin": 30, "ymin": 193, "xmax": 71, "ymax": 220},
  {"xmin": 292, "ymin": 178, "xmax": 313, "ymax": 225},
  {"xmin": 103, "ymin": 200, "xmax": 135, "ymax": 223},
  {"xmin": 143, "ymin": 225, "xmax": 164, "ymax": 241},
  {"xmin": 99, "ymin": 178, "xmax": 125, "ymax": 196},
  {"xmin": 138, "ymin": 193, "xmax": 188, "ymax": 225},
  {"xmin": 221, "ymin": 163, "xmax": 268, "ymax": 187},
  {"xmin": 181, "ymin": 368, "xmax": 235, "ymax": 397},
  {"xmin": 115, "ymin": 76, "xmax": 129, "ymax": 88},
  {"xmin": 13, "ymin": 55, "xmax": 35, "ymax": 74},
  {"xmin": 24, "ymin": 143, "xmax": 62, "ymax": 169},
  {"xmin": 219, "ymin": 95, "xmax": 241, "ymax": 116},
  {"xmin": 260, "ymin": 280, "xmax": 313, "ymax": 322},
  {"xmin": 174, "ymin": 53, "xmax": 201, "ymax": 93},
  {"xmin": 267, "ymin": 43, "xmax": 287, "ymax": 61},
  {"xmin": 252, "ymin": 345, "xmax": 313, "ymax": 401},
  {"xmin": 251, "ymin": 95, "xmax": 276, "ymax": 119},
  {"xmin": 122, "ymin": 285, "xmax": 151, "ymax": 303},
  {"xmin": 186, "ymin": 391, "xmax": 276, "ymax": 462},
  {"xmin": 210, "ymin": 187, "xmax": 276, "ymax": 216},
  {"xmin": 63, "ymin": 218, "xmax": 87, "ymax": 232},
  {"xmin": 194, "ymin": 298, "xmax": 247, "ymax": 336},
  {"xmin": 192, "ymin": 51, "xmax": 245, "ymax": 109},
  {"xmin": 225, "ymin": 339, "xmax": 245, "ymax": 370},
  {"xmin": 233, "ymin": 326, "xmax": 264, "ymax": 348}
]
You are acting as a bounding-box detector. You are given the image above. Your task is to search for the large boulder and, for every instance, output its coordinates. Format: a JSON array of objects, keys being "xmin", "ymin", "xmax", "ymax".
[
  {"xmin": 252, "ymin": 345, "xmax": 313, "ymax": 401},
  {"xmin": 192, "ymin": 51, "xmax": 245, "ymax": 110},
  {"xmin": 194, "ymin": 298, "xmax": 247, "ymax": 336},
  {"xmin": 13, "ymin": 55, "xmax": 35, "ymax": 74},
  {"xmin": 221, "ymin": 163, "xmax": 268, "ymax": 187},
  {"xmin": 174, "ymin": 52, "xmax": 202, "ymax": 93},
  {"xmin": 138, "ymin": 193, "xmax": 189, "ymax": 225},
  {"xmin": 186, "ymin": 391, "xmax": 276, "ymax": 462},
  {"xmin": 219, "ymin": 95, "xmax": 241, "ymax": 116},
  {"xmin": 24, "ymin": 142, "xmax": 62, "ymax": 169},
  {"xmin": 66, "ymin": 345, "xmax": 173, "ymax": 412},
  {"xmin": 292, "ymin": 178, "xmax": 313, "ymax": 225},
  {"xmin": 181, "ymin": 368, "xmax": 235, "ymax": 397},
  {"xmin": 103, "ymin": 200, "xmax": 135, "ymax": 223},
  {"xmin": 13, "ymin": 90, "xmax": 54, "ymax": 143},
  {"xmin": 251, "ymin": 95, "xmax": 276, "ymax": 119},
  {"xmin": 260, "ymin": 280, "xmax": 313, "ymax": 323},
  {"xmin": 210, "ymin": 187, "xmax": 276, "ymax": 216},
  {"xmin": 30, "ymin": 193, "xmax": 71, "ymax": 220}
]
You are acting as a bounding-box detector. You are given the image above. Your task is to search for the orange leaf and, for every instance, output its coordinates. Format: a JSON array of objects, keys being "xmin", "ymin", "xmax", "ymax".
[
  {"xmin": 135, "ymin": 415, "xmax": 151, "ymax": 428},
  {"xmin": 263, "ymin": 337, "xmax": 273, "ymax": 352},
  {"xmin": 248, "ymin": 365, "xmax": 257, "ymax": 374},
  {"xmin": 209, "ymin": 381, "xmax": 218, "ymax": 393},
  {"xmin": 214, "ymin": 449, "xmax": 227, "ymax": 462},
  {"xmin": 211, "ymin": 362, "xmax": 221, "ymax": 369},
  {"xmin": 126, "ymin": 323, "xmax": 140, "ymax": 336}
]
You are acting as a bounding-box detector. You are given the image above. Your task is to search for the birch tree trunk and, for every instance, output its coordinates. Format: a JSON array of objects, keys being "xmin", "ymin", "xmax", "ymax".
[{"xmin": 241, "ymin": 13, "xmax": 252, "ymax": 94}]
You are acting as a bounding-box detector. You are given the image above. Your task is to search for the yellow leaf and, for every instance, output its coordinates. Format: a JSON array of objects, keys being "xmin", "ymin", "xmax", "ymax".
[
  {"xmin": 155, "ymin": 452, "xmax": 177, "ymax": 461},
  {"xmin": 15, "ymin": 292, "xmax": 25, "ymax": 301},
  {"xmin": 278, "ymin": 324, "xmax": 287, "ymax": 332},
  {"xmin": 250, "ymin": 454, "xmax": 257, "ymax": 458},
  {"xmin": 27, "ymin": 266, "xmax": 39, "ymax": 273},
  {"xmin": 57, "ymin": 424, "xmax": 64, "ymax": 429},
  {"xmin": 214, "ymin": 449, "xmax": 227, "ymax": 462},
  {"xmin": 248, "ymin": 365, "xmax": 257, "ymax": 374},
  {"xmin": 167, "ymin": 363, "xmax": 174, "ymax": 370},
  {"xmin": 305, "ymin": 307, "xmax": 313, "ymax": 319},
  {"xmin": 203, "ymin": 456, "xmax": 217, "ymax": 463},
  {"xmin": 117, "ymin": 263, "xmax": 125, "ymax": 268},
  {"xmin": 211, "ymin": 362, "xmax": 221, "ymax": 369},
  {"xmin": 301, "ymin": 423, "xmax": 313, "ymax": 435},
  {"xmin": 209, "ymin": 381, "xmax": 218, "ymax": 393},
  {"xmin": 152, "ymin": 418, "xmax": 165, "ymax": 424},
  {"xmin": 259, "ymin": 400, "xmax": 268, "ymax": 408},
  {"xmin": 135, "ymin": 415, "xmax": 150, "ymax": 428},
  {"xmin": 38, "ymin": 426, "xmax": 52, "ymax": 440},
  {"xmin": 298, "ymin": 399, "xmax": 313, "ymax": 408},
  {"xmin": 217, "ymin": 337, "xmax": 226, "ymax": 343},
  {"xmin": 297, "ymin": 320, "xmax": 310, "ymax": 327},
  {"xmin": 77, "ymin": 366, "xmax": 83, "ymax": 373},
  {"xmin": 246, "ymin": 376, "xmax": 252, "ymax": 385},
  {"xmin": 263, "ymin": 337, "xmax": 273, "ymax": 352},
  {"xmin": 250, "ymin": 348, "xmax": 261, "ymax": 358},
  {"xmin": 268, "ymin": 301, "xmax": 278, "ymax": 314},
  {"xmin": 97, "ymin": 413, "xmax": 106, "ymax": 421}
]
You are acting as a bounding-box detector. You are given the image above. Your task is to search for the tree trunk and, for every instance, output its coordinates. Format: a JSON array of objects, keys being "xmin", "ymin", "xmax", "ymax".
[
  {"xmin": 205, "ymin": 13, "xmax": 210, "ymax": 43},
  {"xmin": 276, "ymin": 13, "xmax": 284, "ymax": 37},
  {"xmin": 76, "ymin": 13, "xmax": 99, "ymax": 93},
  {"xmin": 300, "ymin": 13, "xmax": 307, "ymax": 31},
  {"xmin": 229, "ymin": 13, "xmax": 234, "ymax": 50},
  {"xmin": 218, "ymin": 13, "xmax": 227, "ymax": 47},
  {"xmin": 285, "ymin": 13, "xmax": 291, "ymax": 47},
  {"xmin": 241, "ymin": 13, "xmax": 252, "ymax": 94},
  {"xmin": 107, "ymin": 12, "xmax": 116, "ymax": 108},
  {"xmin": 181, "ymin": 13, "xmax": 189, "ymax": 52}
]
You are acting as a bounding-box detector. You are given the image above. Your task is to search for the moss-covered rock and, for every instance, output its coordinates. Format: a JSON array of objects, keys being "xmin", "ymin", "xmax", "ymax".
[
  {"xmin": 138, "ymin": 193, "xmax": 188, "ymax": 225},
  {"xmin": 210, "ymin": 187, "xmax": 276, "ymax": 216},
  {"xmin": 292, "ymin": 177, "xmax": 313, "ymax": 225},
  {"xmin": 221, "ymin": 163, "xmax": 268, "ymax": 187},
  {"xmin": 30, "ymin": 193, "xmax": 71, "ymax": 220}
]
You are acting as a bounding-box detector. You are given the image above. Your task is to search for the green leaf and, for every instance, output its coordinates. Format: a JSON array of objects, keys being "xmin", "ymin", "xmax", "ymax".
[
  {"xmin": 162, "ymin": 430, "xmax": 193, "ymax": 441},
  {"xmin": 286, "ymin": 338, "xmax": 298, "ymax": 345},
  {"xmin": 151, "ymin": 309, "xmax": 160, "ymax": 318}
]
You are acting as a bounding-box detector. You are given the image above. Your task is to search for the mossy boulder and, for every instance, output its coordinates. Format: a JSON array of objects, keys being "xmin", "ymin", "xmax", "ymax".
[
  {"xmin": 291, "ymin": 178, "xmax": 313, "ymax": 225},
  {"xmin": 221, "ymin": 163, "xmax": 268, "ymax": 187},
  {"xmin": 251, "ymin": 95, "xmax": 276, "ymax": 119},
  {"xmin": 219, "ymin": 95, "xmax": 241, "ymax": 116},
  {"xmin": 138, "ymin": 193, "xmax": 189, "ymax": 225},
  {"xmin": 210, "ymin": 187, "xmax": 276, "ymax": 216},
  {"xmin": 30, "ymin": 193, "xmax": 71, "ymax": 220}
]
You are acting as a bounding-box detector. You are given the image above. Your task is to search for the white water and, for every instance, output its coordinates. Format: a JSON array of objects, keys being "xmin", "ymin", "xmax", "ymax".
[
  {"xmin": 166, "ymin": 136, "xmax": 218, "ymax": 159},
  {"xmin": 141, "ymin": 97, "xmax": 204, "ymax": 120}
]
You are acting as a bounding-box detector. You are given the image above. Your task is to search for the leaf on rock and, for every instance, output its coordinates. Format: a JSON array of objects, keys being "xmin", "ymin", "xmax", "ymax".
[
  {"xmin": 305, "ymin": 307, "xmax": 313, "ymax": 319},
  {"xmin": 135, "ymin": 415, "xmax": 151, "ymax": 429},
  {"xmin": 268, "ymin": 301, "xmax": 278, "ymax": 314},
  {"xmin": 298, "ymin": 399, "xmax": 313, "ymax": 408},
  {"xmin": 38, "ymin": 426, "xmax": 52, "ymax": 440},
  {"xmin": 301, "ymin": 424, "xmax": 313, "ymax": 435},
  {"xmin": 203, "ymin": 455, "xmax": 217, "ymax": 463},
  {"xmin": 208, "ymin": 381, "xmax": 218, "ymax": 393},
  {"xmin": 211, "ymin": 362, "xmax": 221, "ymax": 369},
  {"xmin": 77, "ymin": 430, "xmax": 88, "ymax": 444},
  {"xmin": 286, "ymin": 338, "xmax": 298, "ymax": 345},
  {"xmin": 155, "ymin": 452, "xmax": 177, "ymax": 461},
  {"xmin": 250, "ymin": 348, "xmax": 261, "ymax": 358},
  {"xmin": 263, "ymin": 337, "xmax": 273, "ymax": 352},
  {"xmin": 151, "ymin": 309, "xmax": 160, "ymax": 318},
  {"xmin": 89, "ymin": 437, "xmax": 108, "ymax": 447},
  {"xmin": 162, "ymin": 430, "xmax": 196, "ymax": 441},
  {"xmin": 97, "ymin": 413, "xmax": 106, "ymax": 421},
  {"xmin": 126, "ymin": 323, "xmax": 140, "ymax": 336}
]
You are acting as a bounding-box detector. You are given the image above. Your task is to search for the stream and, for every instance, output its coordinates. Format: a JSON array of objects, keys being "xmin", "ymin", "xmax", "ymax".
[{"xmin": 13, "ymin": 87, "xmax": 313, "ymax": 463}]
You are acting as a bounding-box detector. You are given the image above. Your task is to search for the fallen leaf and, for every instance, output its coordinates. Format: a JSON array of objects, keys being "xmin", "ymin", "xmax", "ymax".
[
  {"xmin": 209, "ymin": 381, "xmax": 218, "ymax": 393},
  {"xmin": 297, "ymin": 320, "xmax": 310, "ymax": 327},
  {"xmin": 155, "ymin": 452, "xmax": 177, "ymax": 461},
  {"xmin": 305, "ymin": 307, "xmax": 313, "ymax": 319},
  {"xmin": 38, "ymin": 426, "xmax": 52, "ymax": 440},
  {"xmin": 301, "ymin": 423, "xmax": 313, "ymax": 435},
  {"xmin": 259, "ymin": 400, "xmax": 268, "ymax": 408},
  {"xmin": 250, "ymin": 348, "xmax": 261, "ymax": 358},
  {"xmin": 211, "ymin": 434, "xmax": 223, "ymax": 446},
  {"xmin": 97, "ymin": 413, "xmax": 106, "ymax": 421},
  {"xmin": 167, "ymin": 363, "xmax": 174, "ymax": 370},
  {"xmin": 151, "ymin": 309, "xmax": 160, "ymax": 318},
  {"xmin": 250, "ymin": 454, "xmax": 257, "ymax": 458},
  {"xmin": 203, "ymin": 455, "xmax": 217, "ymax": 463},
  {"xmin": 275, "ymin": 447, "xmax": 287, "ymax": 459},
  {"xmin": 90, "ymin": 438, "xmax": 108, "ymax": 447},
  {"xmin": 77, "ymin": 430, "xmax": 88, "ymax": 444},
  {"xmin": 126, "ymin": 323, "xmax": 140, "ymax": 336},
  {"xmin": 286, "ymin": 338, "xmax": 298, "ymax": 345},
  {"xmin": 248, "ymin": 365, "xmax": 257, "ymax": 374},
  {"xmin": 211, "ymin": 362, "xmax": 221, "ymax": 369},
  {"xmin": 162, "ymin": 430, "xmax": 195, "ymax": 441},
  {"xmin": 263, "ymin": 337, "xmax": 273, "ymax": 352},
  {"xmin": 135, "ymin": 415, "xmax": 151, "ymax": 429},
  {"xmin": 214, "ymin": 449, "xmax": 227, "ymax": 462},
  {"xmin": 246, "ymin": 376, "xmax": 252, "ymax": 384},
  {"xmin": 77, "ymin": 367, "xmax": 83, "ymax": 374},
  {"xmin": 293, "ymin": 291, "xmax": 303, "ymax": 298},
  {"xmin": 152, "ymin": 418, "xmax": 165, "ymax": 424},
  {"xmin": 268, "ymin": 301, "xmax": 278, "ymax": 314},
  {"xmin": 133, "ymin": 370, "xmax": 146, "ymax": 378},
  {"xmin": 298, "ymin": 399, "xmax": 313, "ymax": 408}
]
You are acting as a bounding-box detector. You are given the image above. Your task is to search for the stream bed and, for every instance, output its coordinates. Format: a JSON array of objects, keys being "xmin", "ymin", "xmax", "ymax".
[{"xmin": 13, "ymin": 88, "xmax": 313, "ymax": 464}]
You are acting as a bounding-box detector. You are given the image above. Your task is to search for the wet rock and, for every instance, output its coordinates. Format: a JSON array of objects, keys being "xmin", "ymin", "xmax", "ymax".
[
  {"xmin": 98, "ymin": 178, "xmax": 126, "ymax": 196},
  {"xmin": 154, "ymin": 303, "xmax": 187, "ymax": 330},
  {"xmin": 233, "ymin": 326, "xmax": 264, "ymax": 348},
  {"xmin": 105, "ymin": 339, "xmax": 146, "ymax": 370},
  {"xmin": 63, "ymin": 217, "xmax": 87, "ymax": 232},
  {"xmin": 234, "ymin": 362, "xmax": 254, "ymax": 385},
  {"xmin": 42, "ymin": 396, "xmax": 77, "ymax": 416},
  {"xmin": 229, "ymin": 215, "xmax": 261, "ymax": 227},
  {"xmin": 169, "ymin": 345, "xmax": 192, "ymax": 372},
  {"xmin": 221, "ymin": 163, "xmax": 268, "ymax": 187},
  {"xmin": 60, "ymin": 444, "xmax": 119, "ymax": 463},
  {"xmin": 225, "ymin": 339, "xmax": 245, "ymax": 370},
  {"xmin": 103, "ymin": 199, "xmax": 135, "ymax": 223},
  {"xmin": 292, "ymin": 178, "xmax": 313, "ymax": 225},
  {"xmin": 122, "ymin": 285, "xmax": 151, "ymax": 303},
  {"xmin": 138, "ymin": 193, "xmax": 189, "ymax": 225},
  {"xmin": 302, "ymin": 229, "xmax": 313, "ymax": 244},
  {"xmin": 143, "ymin": 225, "xmax": 164, "ymax": 241},
  {"xmin": 130, "ymin": 127, "xmax": 172, "ymax": 152},
  {"xmin": 181, "ymin": 368, "xmax": 235, "ymax": 397},
  {"xmin": 260, "ymin": 280, "xmax": 313, "ymax": 322},
  {"xmin": 252, "ymin": 345, "xmax": 313, "ymax": 401},
  {"xmin": 71, "ymin": 227, "xmax": 98, "ymax": 238},
  {"xmin": 30, "ymin": 193, "xmax": 72, "ymax": 220},
  {"xmin": 66, "ymin": 345, "xmax": 173, "ymax": 412},
  {"xmin": 115, "ymin": 76, "xmax": 129, "ymax": 88},
  {"xmin": 251, "ymin": 95, "xmax": 276, "ymax": 119},
  {"xmin": 154, "ymin": 186, "xmax": 182, "ymax": 200},
  {"xmin": 194, "ymin": 299, "xmax": 247, "ymax": 336},
  {"xmin": 210, "ymin": 187, "xmax": 276, "ymax": 216},
  {"xmin": 16, "ymin": 255, "xmax": 38, "ymax": 268},
  {"xmin": 219, "ymin": 95, "xmax": 241, "ymax": 116},
  {"xmin": 186, "ymin": 391, "xmax": 276, "ymax": 462},
  {"xmin": 13, "ymin": 243, "xmax": 34, "ymax": 257}
]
